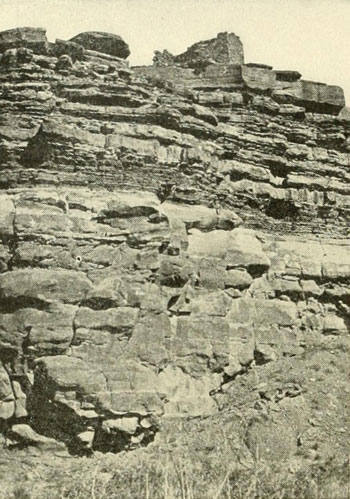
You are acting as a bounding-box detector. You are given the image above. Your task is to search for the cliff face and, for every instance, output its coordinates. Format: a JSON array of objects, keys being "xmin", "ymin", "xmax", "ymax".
[{"xmin": 0, "ymin": 27, "xmax": 349, "ymax": 459}]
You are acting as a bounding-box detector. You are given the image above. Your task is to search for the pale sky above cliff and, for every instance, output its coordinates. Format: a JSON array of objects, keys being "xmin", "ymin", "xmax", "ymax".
[{"xmin": 0, "ymin": 0, "xmax": 349, "ymax": 104}]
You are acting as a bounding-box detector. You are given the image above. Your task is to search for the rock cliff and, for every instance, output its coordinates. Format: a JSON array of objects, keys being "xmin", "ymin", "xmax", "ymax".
[{"xmin": 0, "ymin": 27, "xmax": 349, "ymax": 460}]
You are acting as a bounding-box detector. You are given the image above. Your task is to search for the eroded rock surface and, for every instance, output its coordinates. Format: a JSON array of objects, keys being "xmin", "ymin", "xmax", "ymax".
[
  {"xmin": 69, "ymin": 31, "xmax": 130, "ymax": 59},
  {"xmin": 0, "ymin": 28, "xmax": 349, "ymax": 460}
]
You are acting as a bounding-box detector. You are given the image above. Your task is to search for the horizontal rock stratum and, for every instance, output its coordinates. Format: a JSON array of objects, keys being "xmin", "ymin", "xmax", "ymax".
[{"xmin": 0, "ymin": 27, "xmax": 349, "ymax": 459}]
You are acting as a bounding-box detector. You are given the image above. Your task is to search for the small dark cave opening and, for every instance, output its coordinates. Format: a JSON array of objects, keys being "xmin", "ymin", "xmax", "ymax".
[
  {"xmin": 253, "ymin": 350, "xmax": 271, "ymax": 366},
  {"xmin": 20, "ymin": 128, "xmax": 51, "ymax": 168},
  {"xmin": 266, "ymin": 198, "xmax": 300, "ymax": 220}
]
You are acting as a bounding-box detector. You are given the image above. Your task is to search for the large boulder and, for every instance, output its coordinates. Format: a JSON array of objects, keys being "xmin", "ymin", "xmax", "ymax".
[
  {"xmin": 0, "ymin": 27, "xmax": 48, "ymax": 54},
  {"xmin": 69, "ymin": 31, "xmax": 130, "ymax": 59}
]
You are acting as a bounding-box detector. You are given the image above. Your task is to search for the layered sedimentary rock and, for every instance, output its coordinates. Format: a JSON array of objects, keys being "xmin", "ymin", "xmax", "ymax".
[{"xmin": 0, "ymin": 28, "xmax": 349, "ymax": 456}]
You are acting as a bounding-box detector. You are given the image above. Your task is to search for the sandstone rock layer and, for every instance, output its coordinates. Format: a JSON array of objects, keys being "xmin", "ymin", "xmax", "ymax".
[{"xmin": 0, "ymin": 28, "xmax": 349, "ymax": 457}]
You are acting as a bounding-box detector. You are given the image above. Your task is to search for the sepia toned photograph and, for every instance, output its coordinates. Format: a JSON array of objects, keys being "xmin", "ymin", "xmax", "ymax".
[{"xmin": 0, "ymin": 0, "xmax": 349, "ymax": 497}]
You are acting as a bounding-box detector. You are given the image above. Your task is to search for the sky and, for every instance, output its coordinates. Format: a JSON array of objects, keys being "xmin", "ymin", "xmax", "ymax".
[{"xmin": 0, "ymin": 0, "xmax": 349, "ymax": 104}]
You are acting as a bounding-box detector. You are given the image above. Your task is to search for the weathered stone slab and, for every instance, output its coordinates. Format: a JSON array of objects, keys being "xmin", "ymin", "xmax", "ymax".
[
  {"xmin": 34, "ymin": 355, "xmax": 107, "ymax": 394},
  {"xmin": 241, "ymin": 65, "xmax": 276, "ymax": 91},
  {"xmin": 0, "ymin": 269, "xmax": 92, "ymax": 304},
  {"xmin": 74, "ymin": 307, "xmax": 139, "ymax": 332},
  {"xmin": 125, "ymin": 313, "xmax": 170, "ymax": 367},
  {"xmin": 0, "ymin": 27, "xmax": 48, "ymax": 54},
  {"xmin": 273, "ymin": 79, "xmax": 345, "ymax": 113},
  {"xmin": 102, "ymin": 417, "xmax": 138, "ymax": 435},
  {"xmin": 0, "ymin": 194, "xmax": 15, "ymax": 237},
  {"xmin": 275, "ymin": 70, "xmax": 302, "ymax": 82},
  {"xmin": 228, "ymin": 297, "xmax": 298, "ymax": 326},
  {"xmin": 0, "ymin": 364, "xmax": 13, "ymax": 402},
  {"xmin": 9, "ymin": 424, "xmax": 67, "ymax": 452},
  {"xmin": 187, "ymin": 228, "xmax": 270, "ymax": 271}
]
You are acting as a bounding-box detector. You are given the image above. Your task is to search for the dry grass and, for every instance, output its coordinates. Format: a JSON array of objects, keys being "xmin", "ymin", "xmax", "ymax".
[{"xmin": 2, "ymin": 451, "xmax": 349, "ymax": 499}]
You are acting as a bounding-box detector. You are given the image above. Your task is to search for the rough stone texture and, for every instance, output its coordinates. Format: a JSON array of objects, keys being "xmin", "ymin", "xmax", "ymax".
[
  {"xmin": 0, "ymin": 28, "xmax": 349, "ymax": 461},
  {"xmin": 174, "ymin": 32, "xmax": 244, "ymax": 67},
  {"xmin": 52, "ymin": 39, "xmax": 85, "ymax": 61},
  {"xmin": 0, "ymin": 27, "xmax": 48, "ymax": 55},
  {"xmin": 69, "ymin": 31, "xmax": 130, "ymax": 59},
  {"xmin": 153, "ymin": 32, "xmax": 244, "ymax": 70}
]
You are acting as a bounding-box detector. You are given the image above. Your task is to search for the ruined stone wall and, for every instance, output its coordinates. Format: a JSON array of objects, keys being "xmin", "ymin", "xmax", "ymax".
[
  {"xmin": 0, "ymin": 28, "xmax": 349, "ymax": 455},
  {"xmin": 174, "ymin": 32, "xmax": 244, "ymax": 66}
]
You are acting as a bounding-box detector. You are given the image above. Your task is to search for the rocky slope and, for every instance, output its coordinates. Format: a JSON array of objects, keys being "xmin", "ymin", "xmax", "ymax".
[{"xmin": 0, "ymin": 27, "xmax": 349, "ymax": 462}]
